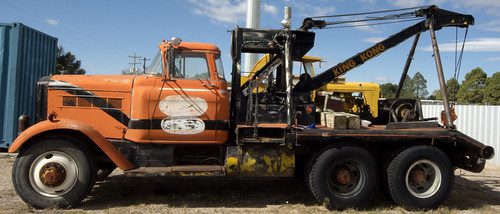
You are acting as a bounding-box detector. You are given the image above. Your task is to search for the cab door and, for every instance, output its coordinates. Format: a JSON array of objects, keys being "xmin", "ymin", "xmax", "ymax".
[{"xmin": 149, "ymin": 51, "xmax": 220, "ymax": 144}]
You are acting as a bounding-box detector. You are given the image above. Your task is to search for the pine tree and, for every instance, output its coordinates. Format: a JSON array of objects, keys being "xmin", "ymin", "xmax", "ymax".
[
  {"xmin": 399, "ymin": 75, "xmax": 414, "ymax": 99},
  {"xmin": 380, "ymin": 83, "xmax": 398, "ymax": 98},
  {"xmin": 55, "ymin": 46, "xmax": 86, "ymax": 75},
  {"xmin": 457, "ymin": 67, "xmax": 487, "ymax": 104},
  {"xmin": 483, "ymin": 72, "xmax": 500, "ymax": 105},
  {"xmin": 412, "ymin": 72, "xmax": 428, "ymax": 99},
  {"xmin": 433, "ymin": 78, "xmax": 460, "ymax": 101}
]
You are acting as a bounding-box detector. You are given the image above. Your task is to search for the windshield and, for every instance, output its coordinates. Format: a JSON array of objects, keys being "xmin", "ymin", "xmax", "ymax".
[
  {"xmin": 147, "ymin": 51, "xmax": 162, "ymax": 75},
  {"xmin": 147, "ymin": 50, "xmax": 210, "ymax": 80},
  {"xmin": 303, "ymin": 62, "xmax": 314, "ymax": 75}
]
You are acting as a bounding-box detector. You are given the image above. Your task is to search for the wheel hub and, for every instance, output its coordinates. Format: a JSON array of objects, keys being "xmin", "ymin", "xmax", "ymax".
[
  {"xmin": 327, "ymin": 161, "xmax": 366, "ymax": 197},
  {"xmin": 336, "ymin": 168, "xmax": 352, "ymax": 185},
  {"xmin": 410, "ymin": 168, "xmax": 426, "ymax": 186},
  {"xmin": 405, "ymin": 159, "xmax": 442, "ymax": 198},
  {"xmin": 29, "ymin": 151, "xmax": 79, "ymax": 197},
  {"xmin": 39, "ymin": 163, "xmax": 66, "ymax": 187}
]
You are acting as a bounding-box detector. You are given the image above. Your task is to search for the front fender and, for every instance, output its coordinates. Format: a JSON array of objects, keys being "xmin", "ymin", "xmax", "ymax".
[{"xmin": 9, "ymin": 119, "xmax": 136, "ymax": 170}]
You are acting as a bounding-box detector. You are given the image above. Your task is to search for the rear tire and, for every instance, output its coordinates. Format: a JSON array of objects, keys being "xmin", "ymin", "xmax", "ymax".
[
  {"xmin": 387, "ymin": 145, "xmax": 453, "ymax": 210},
  {"xmin": 308, "ymin": 146, "xmax": 378, "ymax": 210},
  {"xmin": 12, "ymin": 137, "xmax": 96, "ymax": 209}
]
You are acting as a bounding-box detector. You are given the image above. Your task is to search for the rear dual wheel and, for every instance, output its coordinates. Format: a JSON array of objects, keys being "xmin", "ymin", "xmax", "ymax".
[
  {"xmin": 308, "ymin": 146, "xmax": 378, "ymax": 210},
  {"xmin": 387, "ymin": 146, "xmax": 454, "ymax": 210},
  {"xmin": 12, "ymin": 137, "xmax": 96, "ymax": 209}
]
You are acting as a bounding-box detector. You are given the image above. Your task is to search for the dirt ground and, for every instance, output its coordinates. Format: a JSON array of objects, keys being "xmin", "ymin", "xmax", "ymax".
[{"xmin": 1, "ymin": 154, "xmax": 499, "ymax": 213}]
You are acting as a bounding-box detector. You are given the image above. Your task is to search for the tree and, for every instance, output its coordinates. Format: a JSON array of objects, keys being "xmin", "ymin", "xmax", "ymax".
[
  {"xmin": 483, "ymin": 72, "xmax": 500, "ymax": 105},
  {"xmin": 380, "ymin": 83, "xmax": 397, "ymax": 98},
  {"xmin": 412, "ymin": 72, "xmax": 428, "ymax": 99},
  {"xmin": 399, "ymin": 75, "xmax": 414, "ymax": 99},
  {"xmin": 427, "ymin": 93, "xmax": 436, "ymax": 100},
  {"xmin": 122, "ymin": 69, "xmax": 135, "ymax": 75},
  {"xmin": 432, "ymin": 78, "xmax": 460, "ymax": 101},
  {"xmin": 379, "ymin": 76, "xmax": 414, "ymax": 99},
  {"xmin": 457, "ymin": 67, "xmax": 487, "ymax": 104},
  {"xmin": 55, "ymin": 46, "xmax": 86, "ymax": 74},
  {"xmin": 447, "ymin": 78, "xmax": 460, "ymax": 101}
]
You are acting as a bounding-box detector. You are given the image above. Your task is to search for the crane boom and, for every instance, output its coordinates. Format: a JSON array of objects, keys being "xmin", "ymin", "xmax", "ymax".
[{"xmin": 294, "ymin": 5, "xmax": 474, "ymax": 92}]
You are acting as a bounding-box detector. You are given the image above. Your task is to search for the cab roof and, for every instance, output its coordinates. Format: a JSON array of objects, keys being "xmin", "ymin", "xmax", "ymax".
[{"xmin": 159, "ymin": 41, "xmax": 220, "ymax": 52}]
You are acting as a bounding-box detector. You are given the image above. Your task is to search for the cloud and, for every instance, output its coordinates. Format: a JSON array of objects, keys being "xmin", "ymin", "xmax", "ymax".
[
  {"xmin": 359, "ymin": 0, "xmax": 377, "ymax": 4},
  {"xmin": 311, "ymin": 6, "xmax": 336, "ymax": 17},
  {"xmin": 485, "ymin": 56, "xmax": 500, "ymax": 61},
  {"xmin": 457, "ymin": 0, "xmax": 500, "ymax": 8},
  {"xmin": 447, "ymin": 0, "xmax": 500, "ymax": 15},
  {"xmin": 391, "ymin": 0, "xmax": 425, "ymax": 8},
  {"xmin": 281, "ymin": 0, "xmax": 336, "ymax": 18},
  {"xmin": 481, "ymin": 20, "xmax": 500, "ymax": 32},
  {"xmin": 46, "ymin": 18, "xmax": 58, "ymax": 26},
  {"xmin": 363, "ymin": 37, "xmax": 385, "ymax": 43},
  {"xmin": 188, "ymin": 0, "xmax": 247, "ymax": 24},
  {"xmin": 349, "ymin": 21, "xmax": 380, "ymax": 33},
  {"xmin": 390, "ymin": 0, "xmax": 500, "ymax": 15},
  {"xmin": 374, "ymin": 76, "xmax": 392, "ymax": 82},
  {"xmin": 421, "ymin": 38, "xmax": 500, "ymax": 52},
  {"xmin": 263, "ymin": 3, "xmax": 278, "ymax": 15}
]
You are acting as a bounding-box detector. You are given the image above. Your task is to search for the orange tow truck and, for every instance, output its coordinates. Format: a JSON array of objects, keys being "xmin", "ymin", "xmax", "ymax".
[{"xmin": 9, "ymin": 5, "xmax": 494, "ymax": 210}]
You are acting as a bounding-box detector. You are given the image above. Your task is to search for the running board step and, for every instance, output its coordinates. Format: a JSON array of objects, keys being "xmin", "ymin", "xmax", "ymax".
[{"xmin": 124, "ymin": 165, "xmax": 225, "ymax": 177}]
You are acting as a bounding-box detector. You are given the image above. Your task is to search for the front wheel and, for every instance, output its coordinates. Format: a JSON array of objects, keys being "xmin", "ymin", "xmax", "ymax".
[
  {"xmin": 12, "ymin": 137, "xmax": 96, "ymax": 209},
  {"xmin": 387, "ymin": 145, "xmax": 453, "ymax": 210},
  {"xmin": 308, "ymin": 146, "xmax": 378, "ymax": 210}
]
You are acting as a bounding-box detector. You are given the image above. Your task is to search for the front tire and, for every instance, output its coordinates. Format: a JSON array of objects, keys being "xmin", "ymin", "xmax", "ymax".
[
  {"xmin": 387, "ymin": 145, "xmax": 453, "ymax": 210},
  {"xmin": 12, "ymin": 137, "xmax": 96, "ymax": 209},
  {"xmin": 308, "ymin": 146, "xmax": 378, "ymax": 210}
]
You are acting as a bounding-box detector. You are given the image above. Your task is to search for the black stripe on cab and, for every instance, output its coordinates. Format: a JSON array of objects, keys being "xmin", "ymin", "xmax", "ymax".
[{"xmin": 128, "ymin": 119, "xmax": 229, "ymax": 130}]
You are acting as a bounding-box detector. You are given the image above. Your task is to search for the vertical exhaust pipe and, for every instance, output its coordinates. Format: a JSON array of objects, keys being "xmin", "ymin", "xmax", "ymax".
[{"xmin": 283, "ymin": 7, "xmax": 293, "ymax": 128}]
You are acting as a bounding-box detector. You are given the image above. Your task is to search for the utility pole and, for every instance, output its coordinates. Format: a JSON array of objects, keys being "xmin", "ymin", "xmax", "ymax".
[
  {"xmin": 128, "ymin": 53, "xmax": 141, "ymax": 74},
  {"xmin": 141, "ymin": 57, "xmax": 151, "ymax": 74}
]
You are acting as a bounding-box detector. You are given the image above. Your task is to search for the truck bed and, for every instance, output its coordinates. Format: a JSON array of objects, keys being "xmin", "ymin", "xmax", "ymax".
[{"xmin": 296, "ymin": 122, "xmax": 494, "ymax": 161}]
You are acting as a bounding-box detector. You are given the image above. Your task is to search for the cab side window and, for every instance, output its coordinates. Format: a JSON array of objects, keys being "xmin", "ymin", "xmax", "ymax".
[{"xmin": 172, "ymin": 52, "xmax": 210, "ymax": 79}]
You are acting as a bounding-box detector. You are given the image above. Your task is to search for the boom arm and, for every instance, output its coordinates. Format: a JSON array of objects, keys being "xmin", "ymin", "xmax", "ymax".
[{"xmin": 294, "ymin": 5, "xmax": 474, "ymax": 92}]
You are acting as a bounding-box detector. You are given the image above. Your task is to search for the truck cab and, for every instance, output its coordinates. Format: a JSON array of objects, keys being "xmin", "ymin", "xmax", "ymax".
[{"xmin": 126, "ymin": 40, "xmax": 230, "ymax": 144}]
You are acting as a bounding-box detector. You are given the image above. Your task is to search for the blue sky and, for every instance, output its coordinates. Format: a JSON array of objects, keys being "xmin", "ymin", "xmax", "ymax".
[{"xmin": 1, "ymin": 0, "xmax": 499, "ymax": 92}]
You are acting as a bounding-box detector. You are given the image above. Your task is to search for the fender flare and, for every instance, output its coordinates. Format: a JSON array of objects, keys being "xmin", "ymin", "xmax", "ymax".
[{"xmin": 8, "ymin": 119, "xmax": 136, "ymax": 170}]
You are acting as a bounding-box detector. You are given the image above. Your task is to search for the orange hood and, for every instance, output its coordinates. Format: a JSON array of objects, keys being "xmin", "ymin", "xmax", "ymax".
[{"xmin": 50, "ymin": 75, "xmax": 137, "ymax": 92}]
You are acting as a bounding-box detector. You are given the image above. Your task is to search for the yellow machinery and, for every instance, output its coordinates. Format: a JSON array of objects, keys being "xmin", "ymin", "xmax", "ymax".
[{"xmin": 243, "ymin": 55, "xmax": 380, "ymax": 119}]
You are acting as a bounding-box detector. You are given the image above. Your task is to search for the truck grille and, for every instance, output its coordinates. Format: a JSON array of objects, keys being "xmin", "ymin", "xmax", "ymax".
[{"xmin": 62, "ymin": 96, "xmax": 122, "ymax": 109}]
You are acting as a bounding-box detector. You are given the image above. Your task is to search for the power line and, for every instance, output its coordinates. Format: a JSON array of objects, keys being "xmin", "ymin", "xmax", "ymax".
[
  {"xmin": 129, "ymin": 53, "xmax": 142, "ymax": 74},
  {"xmin": 141, "ymin": 57, "xmax": 151, "ymax": 74},
  {"xmin": 1, "ymin": 1, "xmax": 132, "ymax": 55}
]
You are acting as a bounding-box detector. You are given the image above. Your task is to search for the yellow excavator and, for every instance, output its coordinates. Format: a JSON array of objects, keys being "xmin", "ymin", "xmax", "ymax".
[{"xmin": 242, "ymin": 55, "xmax": 380, "ymax": 120}]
